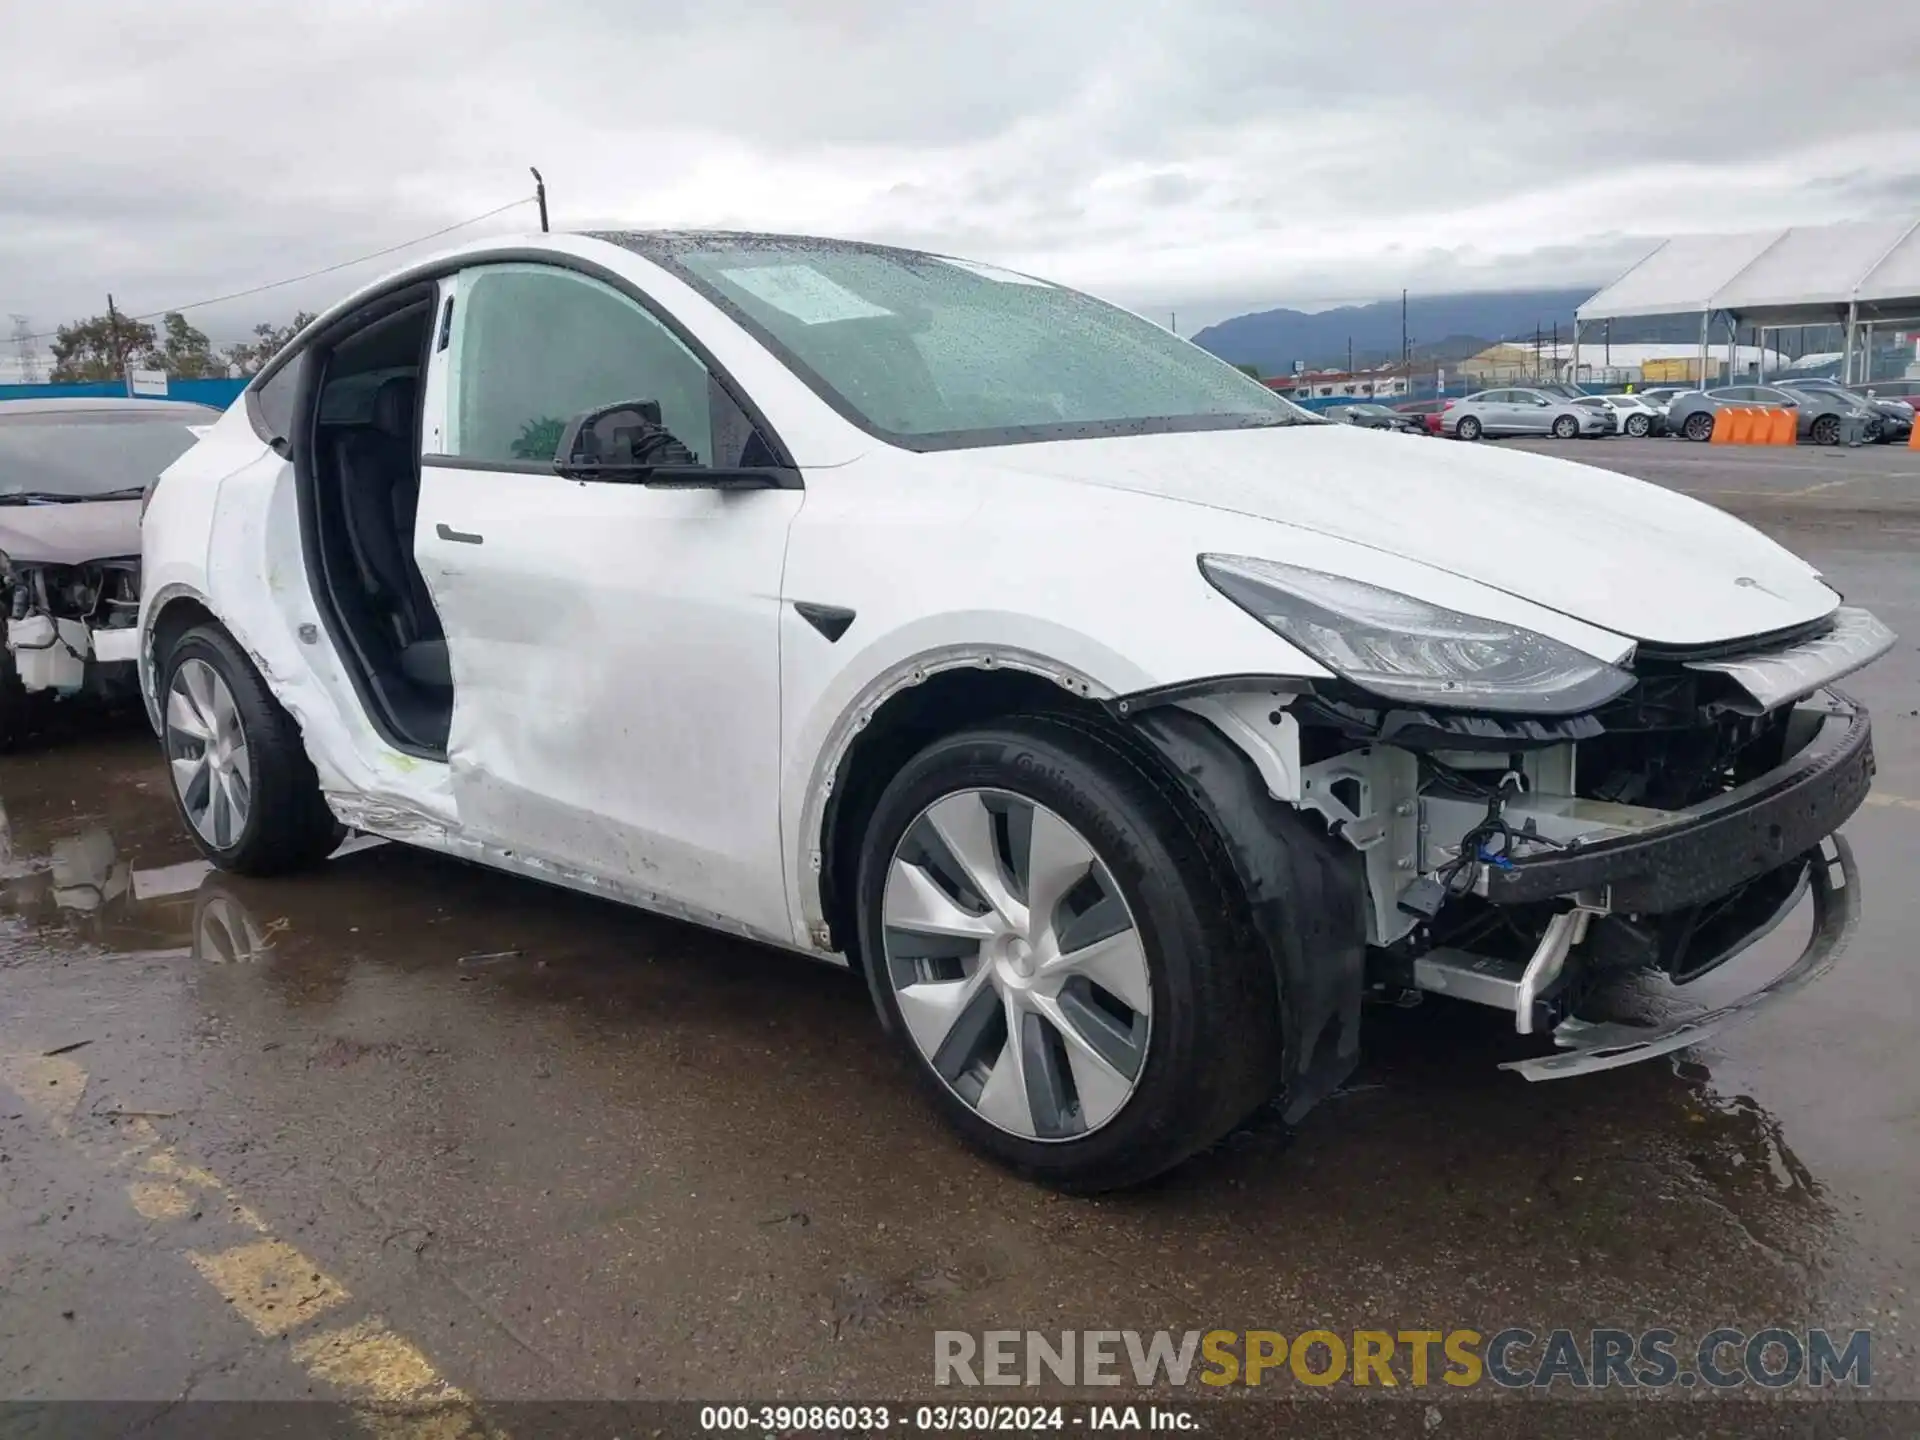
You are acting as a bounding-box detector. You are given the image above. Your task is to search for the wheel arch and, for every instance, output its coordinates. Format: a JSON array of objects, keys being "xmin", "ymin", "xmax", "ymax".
[
  {"xmin": 140, "ymin": 583, "xmax": 220, "ymax": 735},
  {"xmin": 810, "ymin": 651, "xmax": 1117, "ymax": 967}
]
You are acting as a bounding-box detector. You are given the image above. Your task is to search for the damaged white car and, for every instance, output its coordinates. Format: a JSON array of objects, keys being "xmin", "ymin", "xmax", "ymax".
[
  {"xmin": 1, "ymin": 397, "xmax": 218, "ymax": 742},
  {"xmin": 141, "ymin": 232, "xmax": 1894, "ymax": 1190}
]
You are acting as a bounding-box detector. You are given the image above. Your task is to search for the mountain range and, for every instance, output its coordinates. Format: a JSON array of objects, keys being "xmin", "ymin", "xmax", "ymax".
[{"xmin": 1190, "ymin": 289, "xmax": 1728, "ymax": 376}]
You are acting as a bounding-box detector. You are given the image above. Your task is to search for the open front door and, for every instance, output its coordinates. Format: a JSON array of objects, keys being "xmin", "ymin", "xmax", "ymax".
[{"xmin": 411, "ymin": 262, "xmax": 803, "ymax": 945}]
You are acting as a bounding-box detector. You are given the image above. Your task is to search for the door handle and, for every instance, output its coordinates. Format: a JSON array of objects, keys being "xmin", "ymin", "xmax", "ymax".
[{"xmin": 436, "ymin": 523, "xmax": 484, "ymax": 545}]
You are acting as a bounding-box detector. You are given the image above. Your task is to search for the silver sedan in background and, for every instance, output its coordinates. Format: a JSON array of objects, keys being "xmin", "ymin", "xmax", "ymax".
[{"xmin": 1441, "ymin": 387, "xmax": 1612, "ymax": 440}]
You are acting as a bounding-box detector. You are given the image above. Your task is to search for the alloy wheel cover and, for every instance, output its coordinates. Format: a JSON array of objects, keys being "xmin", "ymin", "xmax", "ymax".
[
  {"xmin": 881, "ymin": 788, "xmax": 1153, "ymax": 1142},
  {"xmin": 165, "ymin": 659, "xmax": 253, "ymax": 848}
]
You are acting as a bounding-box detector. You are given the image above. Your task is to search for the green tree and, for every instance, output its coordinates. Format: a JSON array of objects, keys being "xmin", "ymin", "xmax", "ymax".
[
  {"xmin": 1234, "ymin": 363, "xmax": 1264, "ymax": 381},
  {"xmin": 49, "ymin": 313, "xmax": 159, "ymax": 382},
  {"xmin": 222, "ymin": 311, "xmax": 317, "ymax": 376},
  {"xmin": 156, "ymin": 311, "xmax": 224, "ymax": 378}
]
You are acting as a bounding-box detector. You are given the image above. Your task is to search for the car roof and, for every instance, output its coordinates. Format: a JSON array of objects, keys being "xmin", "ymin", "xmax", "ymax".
[{"xmin": 0, "ymin": 396, "xmax": 221, "ymax": 421}]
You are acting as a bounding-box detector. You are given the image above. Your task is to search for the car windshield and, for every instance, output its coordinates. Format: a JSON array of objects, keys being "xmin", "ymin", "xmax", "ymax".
[
  {"xmin": 0, "ymin": 409, "xmax": 211, "ymax": 500},
  {"xmin": 605, "ymin": 232, "xmax": 1313, "ymax": 450}
]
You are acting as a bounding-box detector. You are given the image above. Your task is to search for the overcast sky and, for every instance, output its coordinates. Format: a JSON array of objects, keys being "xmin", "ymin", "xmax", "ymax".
[{"xmin": 4, "ymin": 0, "xmax": 1917, "ymax": 349}]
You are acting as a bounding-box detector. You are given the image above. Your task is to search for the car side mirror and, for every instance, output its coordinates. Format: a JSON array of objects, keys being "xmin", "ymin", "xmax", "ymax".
[
  {"xmin": 552, "ymin": 397, "xmax": 794, "ymax": 491},
  {"xmin": 556, "ymin": 398, "xmax": 673, "ymax": 474}
]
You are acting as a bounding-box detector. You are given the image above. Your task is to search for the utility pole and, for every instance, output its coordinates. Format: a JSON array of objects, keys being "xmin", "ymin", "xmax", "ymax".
[
  {"xmin": 1169, "ymin": 311, "xmax": 1177, "ymax": 336},
  {"xmin": 8, "ymin": 316, "xmax": 41, "ymax": 384},
  {"xmin": 1604, "ymin": 317, "xmax": 1611, "ymax": 369},
  {"xmin": 1400, "ymin": 288, "xmax": 1408, "ymax": 385},
  {"xmin": 530, "ymin": 167, "xmax": 549, "ymax": 232},
  {"xmin": 106, "ymin": 293, "xmax": 129, "ymax": 391},
  {"xmin": 1346, "ymin": 337, "xmax": 1353, "ymax": 375},
  {"xmin": 1534, "ymin": 322, "xmax": 1542, "ymax": 382}
]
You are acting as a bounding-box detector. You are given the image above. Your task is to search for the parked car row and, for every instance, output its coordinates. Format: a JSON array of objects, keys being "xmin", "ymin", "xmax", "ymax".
[
  {"xmin": 1664, "ymin": 380, "xmax": 1911, "ymax": 445},
  {"xmin": 0, "ymin": 229, "xmax": 1901, "ymax": 1190},
  {"xmin": 1376, "ymin": 376, "xmax": 1914, "ymax": 446}
]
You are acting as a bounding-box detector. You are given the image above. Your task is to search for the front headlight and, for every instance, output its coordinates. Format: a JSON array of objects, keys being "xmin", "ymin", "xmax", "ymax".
[{"xmin": 1199, "ymin": 555, "xmax": 1634, "ymax": 714}]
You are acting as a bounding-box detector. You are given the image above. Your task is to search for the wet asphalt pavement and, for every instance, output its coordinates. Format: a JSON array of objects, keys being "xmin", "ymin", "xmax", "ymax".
[{"xmin": 2, "ymin": 439, "xmax": 1918, "ymax": 1434}]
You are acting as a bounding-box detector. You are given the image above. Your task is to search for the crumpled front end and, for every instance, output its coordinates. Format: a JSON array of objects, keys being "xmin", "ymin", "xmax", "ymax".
[
  {"xmin": 1132, "ymin": 605, "xmax": 1894, "ymax": 1107},
  {"xmin": 2, "ymin": 554, "xmax": 143, "ymax": 698}
]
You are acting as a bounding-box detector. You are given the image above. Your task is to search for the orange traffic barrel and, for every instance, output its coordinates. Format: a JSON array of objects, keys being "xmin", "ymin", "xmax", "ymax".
[
  {"xmin": 1772, "ymin": 408, "xmax": 1796, "ymax": 445},
  {"xmin": 1731, "ymin": 408, "xmax": 1757, "ymax": 444},
  {"xmin": 1710, "ymin": 407, "xmax": 1736, "ymax": 443}
]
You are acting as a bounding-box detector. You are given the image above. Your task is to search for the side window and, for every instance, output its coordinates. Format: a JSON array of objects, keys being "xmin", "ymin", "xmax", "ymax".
[
  {"xmin": 251, "ymin": 360, "xmax": 300, "ymax": 443},
  {"xmin": 442, "ymin": 265, "xmax": 767, "ymax": 469}
]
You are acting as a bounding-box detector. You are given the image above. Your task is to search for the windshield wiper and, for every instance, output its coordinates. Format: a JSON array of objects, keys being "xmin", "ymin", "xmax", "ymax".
[{"xmin": 0, "ymin": 487, "xmax": 145, "ymax": 505}]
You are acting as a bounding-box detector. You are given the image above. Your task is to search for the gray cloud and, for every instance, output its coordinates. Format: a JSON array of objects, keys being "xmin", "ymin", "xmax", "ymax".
[{"xmin": 2, "ymin": 0, "xmax": 1915, "ymax": 348}]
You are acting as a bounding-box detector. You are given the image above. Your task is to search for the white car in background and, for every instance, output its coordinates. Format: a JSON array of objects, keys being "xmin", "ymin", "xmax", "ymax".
[
  {"xmin": 1580, "ymin": 393, "xmax": 1664, "ymax": 438},
  {"xmin": 0, "ymin": 397, "xmax": 217, "ymax": 743},
  {"xmin": 141, "ymin": 230, "xmax": 1893, "ymax": 1189}
]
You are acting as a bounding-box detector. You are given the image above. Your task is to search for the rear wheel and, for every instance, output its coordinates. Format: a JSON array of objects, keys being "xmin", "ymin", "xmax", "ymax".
[
  {"xmin": 1455, "ymin": 415, "xmax": 1482, "ymax": 441},
  {"xmin": 1625, "ymin": 413, "xmax": 1651, "ymax": 438},
  {"xmin": 161, "ymin": 624, "xmax": 341, "ymax": 875},
  {"xmin": 1683, "ymin": 410, "xmax": 1715, "ymax": 442},
  {"xmin": 1551, "ymin": 413, "xmax": 1580, "ymax": 439},
  {"xmin": 1811, "ymin": 414, "xmax": 1841, "ymax": 446},
  {"xmin": 856, "ymin": 717, "xmax": 1282, "ymax": 1191}
]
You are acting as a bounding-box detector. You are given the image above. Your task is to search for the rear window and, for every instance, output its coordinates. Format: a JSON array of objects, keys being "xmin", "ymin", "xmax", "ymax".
[{"xmin": 0, "ymin": 411, "xmax": 212, "ymax": 499}]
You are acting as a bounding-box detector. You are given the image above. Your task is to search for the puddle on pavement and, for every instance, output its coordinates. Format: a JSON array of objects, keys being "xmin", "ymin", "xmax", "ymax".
[{"xmin": 0, "ymin": 722, "xmax": 1904, "ymax": 1393}]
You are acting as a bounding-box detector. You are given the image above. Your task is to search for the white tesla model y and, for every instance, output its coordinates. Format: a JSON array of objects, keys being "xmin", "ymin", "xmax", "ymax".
[{"xmin": 139, "ymin": 231, "xmax": 1894, "ymax": 1189}]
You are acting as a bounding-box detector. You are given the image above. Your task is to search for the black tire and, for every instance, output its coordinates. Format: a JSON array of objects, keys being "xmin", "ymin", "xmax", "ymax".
[
  {"xmin": 855, "ymin": 716, "xmax": 1282, "ymax": 1192},
  {"xmin": 1811, "ymin": 414, "xmax": 1841, "ymax": 447},
  {"xmin": 1551, "ymin": 413, "xmax": 1580, "ymax": 439},
  {"xmin": 1683, "ymin": 410, "xmax": 1715, "ymax": 442},
  {"xmin": 1625, "ymin": 414, "xmax": 1651, "ymax": 438},
  {"xmin": 0, "ymin": 644, "xmax": 24, "ymax": 752},
  {"xmin": 160, "ymin": 623, "xmax": 342, "ymax": 875},
  {"xmin": 1455, "ymin": 415, "xmax": 1482, "ymax": 441}
]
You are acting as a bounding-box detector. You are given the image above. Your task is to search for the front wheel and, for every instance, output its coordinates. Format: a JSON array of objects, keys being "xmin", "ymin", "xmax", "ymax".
[
  {"xmin": 1551, "ymin": 414, "xmax": 1581, "ymax": 439},
  {"xmin": 1683, "ymin": 411, "xmax": 1715, "ymax": 442},
  {"xmin": 855, "ymin": 718, "xmax": 1282, "ymax": 1191},
  {"xmin": 161, "ymin": 623, "xmax": 341, "ymax": 875},
  {"xmin": 1625, "ymin": 413, "xmax": 1651, "ymax": 438},
  {"xmin": 1455, "ymin": 415, "xmax": 1483, "ymax": 441}
]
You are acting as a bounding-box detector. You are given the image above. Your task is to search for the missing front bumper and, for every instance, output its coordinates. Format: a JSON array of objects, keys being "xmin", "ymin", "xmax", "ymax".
[
  {"xmin": 1480, "ymin": 691, "xmax": 1873, "ymax": 913},
  {"xmin": 1500, "ymin": 833, "xmax": 1859, "ymax": 1080}
]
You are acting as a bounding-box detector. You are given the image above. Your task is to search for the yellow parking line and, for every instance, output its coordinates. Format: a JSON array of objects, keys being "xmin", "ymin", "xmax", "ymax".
[
  {"xmin": 0, "ymin": 1053, "xmax": 89, "ymax": 1134},
  {"xmin": 127, "ymin": 1180, "xmax": 195, "ymax": 1220},
  {"xmin": 1, "ymin": 1052, "xmax": 493, "ymax": 1434},
  {"xmin": 187, "ymin": 1238, "xmax": 352, "ymax": 1337},
  {"xmin": 293, "ymin": 1317, "xmax": 469, "ymax": 1403}
]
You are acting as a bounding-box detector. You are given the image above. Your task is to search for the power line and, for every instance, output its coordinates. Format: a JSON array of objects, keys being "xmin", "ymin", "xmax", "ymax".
[{"xmin": 16, "ymin": 195, "xmax": 537, "ymax": 343}]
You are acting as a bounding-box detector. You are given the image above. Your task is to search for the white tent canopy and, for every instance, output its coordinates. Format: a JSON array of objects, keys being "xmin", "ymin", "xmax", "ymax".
[
  {"xmin": 1573, "ymin": 216, "xmax": 1920, "ymax": 384},
  {"xmin": 1579, "ymin": 217, "xmax": 1920, "ymax": 324}
]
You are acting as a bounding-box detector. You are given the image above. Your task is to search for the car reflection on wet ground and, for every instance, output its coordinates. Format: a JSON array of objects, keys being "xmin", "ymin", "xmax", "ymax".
[{"xmin": 1, "ymin": 506, "xmax": 1916, "ymax": 1431}]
